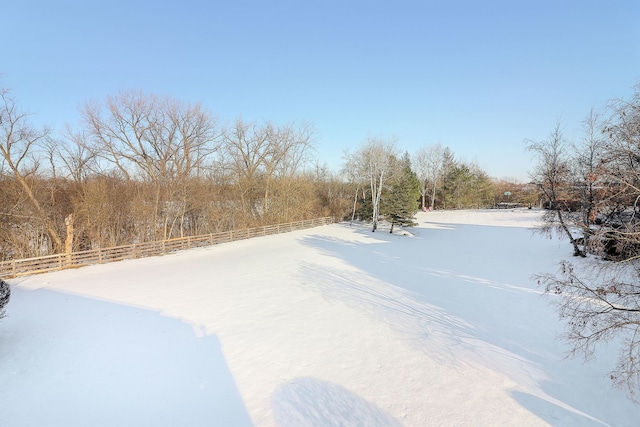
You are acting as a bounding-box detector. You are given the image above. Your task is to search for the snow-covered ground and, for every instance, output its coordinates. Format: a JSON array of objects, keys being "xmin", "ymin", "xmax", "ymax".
[{"xmin": 2, "ymin": 209, "xmax": 639, "ymax": 426}]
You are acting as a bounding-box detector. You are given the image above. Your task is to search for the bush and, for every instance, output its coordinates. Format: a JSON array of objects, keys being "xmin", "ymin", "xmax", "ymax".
[{"xmin": 0, "ymin": 279, "xmax": 10, "ymax": 320}]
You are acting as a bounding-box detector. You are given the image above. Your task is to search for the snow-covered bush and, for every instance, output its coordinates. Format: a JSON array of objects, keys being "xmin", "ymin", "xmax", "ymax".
[{"xmin": 0, "ymin": 279, "xmax": 10, "ymax": 320}]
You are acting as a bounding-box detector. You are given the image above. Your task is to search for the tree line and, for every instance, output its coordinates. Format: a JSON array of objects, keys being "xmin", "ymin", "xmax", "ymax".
[
  {"xmin": 527, "ymin": 84, "xmax": 640, "ymax": 401},
  {"xmin": 1, "ymin": 84, "xmax": 530, "ymax": 260}
]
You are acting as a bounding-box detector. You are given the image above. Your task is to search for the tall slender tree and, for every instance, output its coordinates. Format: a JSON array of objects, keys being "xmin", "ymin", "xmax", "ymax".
[
  {"xmin": 526, "ymin": 122, "xmax": 583, "ymax": 256},
  {"xmin": 414, "ymin": 143, "xmax": 446, "ymax": 210},
  {"xmin": 350, "ymin": 137, "xmax": 397, "ymax": 231},
  {"xmin": 0, "ymin": 85, "xmax": 63, "ymax": 253},
  {"xmin": 568, "ymin": 109, "xmax": 607, "ymax": 254}
]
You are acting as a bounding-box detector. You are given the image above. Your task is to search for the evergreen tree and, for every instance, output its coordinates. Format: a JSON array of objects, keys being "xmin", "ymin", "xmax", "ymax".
[
  {"xmin": 358, "ymin": 191, "xmax": 373, "ymax": 222},
  {"xmin": 467, "ymin": 164, "xmax": 494, "ymax": 208},
  {"xmin": 443, "ymin": 162, "xmax": 494, "ymax": 209},
  {"xmin": 443, "ymin": 163, "xmax": 473, "ymax": 209},
  {"xmin": 382, "ymin": 153, "xmax": 421, "ymax": 232},
  {"xmin": 438, "ymin": 148, "xmax": 458, "ymax": 209}
]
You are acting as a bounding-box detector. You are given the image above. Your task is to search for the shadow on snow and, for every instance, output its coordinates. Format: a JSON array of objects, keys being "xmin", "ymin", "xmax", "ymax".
[
  {"xmin": 297, "ymin": 221, "xmax": 628, "ymax": 426},
  {"xmin": 0, "ymin": 287, "xmax": 253, "ymax": 427},
  {"xmin": 272, "ymin": 376, "xmax": 402, "ymax": 427}
]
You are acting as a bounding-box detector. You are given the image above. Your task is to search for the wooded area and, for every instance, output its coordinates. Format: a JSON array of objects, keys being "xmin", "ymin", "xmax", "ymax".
[{"xmin": 1, "ymin": 84, "xmax": 534, "ymax": 262}]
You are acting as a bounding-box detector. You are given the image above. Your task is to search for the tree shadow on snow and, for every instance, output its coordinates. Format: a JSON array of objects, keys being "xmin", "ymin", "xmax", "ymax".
[
  {"xmin": 296, "ymin": 261, "xmax": 479, "ymax": 369},
  {"xmin": 511, "ymin": 391, "xmax": 610, "ymax": 427},
  {"xmin": 0, "ymin": 287, "xmax": 253, "ymax": 427},
  {"xmin": 298, "ymin": 226, "xmax": 628, "ymax": 426},
  {"xmin": 297, "ymin": 228, "xmax": 543, "ymax": 374},
  {"xmin": 272, "ymin": 376, "xmax": 403, "ymax": 427}
]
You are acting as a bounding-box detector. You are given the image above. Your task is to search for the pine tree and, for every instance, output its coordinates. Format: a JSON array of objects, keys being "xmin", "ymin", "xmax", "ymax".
[
  {"xmin": 382, "ymin": 153, "xmax": 421, "ymax": 233},
  {"xmin": 358, "ymin": 191, "xmax": 373, "ymax": 222}
]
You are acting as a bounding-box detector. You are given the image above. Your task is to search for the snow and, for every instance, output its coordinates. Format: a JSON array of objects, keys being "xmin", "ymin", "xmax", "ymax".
[{"xmin": 2, "ymin": 209, "xmax": 639, "ymax": 426}]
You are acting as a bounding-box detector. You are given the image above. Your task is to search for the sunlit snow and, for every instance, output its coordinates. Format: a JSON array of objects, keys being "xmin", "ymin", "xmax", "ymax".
[{"xmin": 2, "ymin": 209, "xmax": 639, "ymax": 426}]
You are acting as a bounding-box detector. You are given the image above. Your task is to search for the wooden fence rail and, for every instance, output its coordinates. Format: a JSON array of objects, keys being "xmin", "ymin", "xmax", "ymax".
[{"xmin": 0, "ymin": 217, "xmax": 334, "ymax": 279}]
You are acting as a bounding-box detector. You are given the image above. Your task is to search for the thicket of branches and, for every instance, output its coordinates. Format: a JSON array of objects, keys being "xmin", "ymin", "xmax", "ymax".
[
  {"xmin": 1, "ymin": 84, "xmax": 524, "ymax": 261},
  {"xmin": 0, "ymin": 88, "xmax": 353, "ymax": 260},
  {"xmin": 528, "ymin": 84, "xmax": 640, "ymax": 401}
]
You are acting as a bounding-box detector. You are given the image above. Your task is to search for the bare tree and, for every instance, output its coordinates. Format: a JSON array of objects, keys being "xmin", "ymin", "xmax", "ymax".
[
  {"xmin": 84, "ymin": 91, "xmax": 218, "ymax": 182},
  {"xmin": 81, "ymin": 90, "xmax": 219, "ymax": 240},
  {"xmin": 536, "ymin": 85, "xmax": 640, "ymax": 401},
  {"xmin": 568, "ymin": 109, "xmax": 608, "ymax": 254},
  {"xmin": 310, "ymin": 162, "xmax": 353, "ymax": 220},
  {"xmin": 526, "ymin": 122, "xmax": 584, "ymax": 256},
  {"xmin": 263, "ymin": 121, "xmax": 315, "ymax": 222},
  {"xmin": 221, "ymin": 119, "xmax": 272, "ymax": 224},
  {"xmin": 0, "ymin": 85, "xmax": 63, "ymax": 252},
  {"xmin": 221, "ymin": 119, "xmax": 315, "ymax": 225},
  {"xmin": 58, "ymin": 127, "xmax": 99, "ymax": 184},
  {"xmin": 350, "ymin": 136, "xmax": 398, "ymax": 231},
  {"xmin": 538, "ymin": 261, "xmax": 640, "ymax": 401},
  {"xmin": 342, "ymin": 150, "xmax": 365, "ymax": 224},
  {"xmin": 414, "ymin": 143, "xmax": 446, "ymax": 210}
]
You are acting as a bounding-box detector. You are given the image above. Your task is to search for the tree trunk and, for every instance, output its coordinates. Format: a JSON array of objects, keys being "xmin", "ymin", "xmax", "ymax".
[{"xmin": 65, "ymin": 213, "xmax": 74, "ymax": 253}]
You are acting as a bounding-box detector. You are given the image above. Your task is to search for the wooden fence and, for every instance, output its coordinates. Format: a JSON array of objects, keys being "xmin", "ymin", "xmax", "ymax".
[{"xmin": 0, "ymin": 217, "xmax": 334, "ymax": 279}]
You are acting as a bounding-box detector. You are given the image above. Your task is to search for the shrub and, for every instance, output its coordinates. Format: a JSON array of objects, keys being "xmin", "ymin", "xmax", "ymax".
[{"xmin": 0, "ymin": 279, "xmax": 10, "ymax": 320}]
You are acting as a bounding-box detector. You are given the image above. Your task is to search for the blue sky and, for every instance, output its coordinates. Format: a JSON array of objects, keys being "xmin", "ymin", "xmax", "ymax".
[{"xmin": 2, "ymin": 0, "xmax": 639, "ymax": 181}]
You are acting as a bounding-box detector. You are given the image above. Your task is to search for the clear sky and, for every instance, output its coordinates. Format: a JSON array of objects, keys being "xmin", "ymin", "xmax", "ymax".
[{"xmin": 2, "ymin": 0, "xmax": 639, "ymax": 181}]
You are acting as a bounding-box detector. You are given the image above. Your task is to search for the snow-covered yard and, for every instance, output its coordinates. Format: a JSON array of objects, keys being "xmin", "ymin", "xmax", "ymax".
[{"xmin": 2, "ymin": 209, "xmax": 639, "ymax": 426}]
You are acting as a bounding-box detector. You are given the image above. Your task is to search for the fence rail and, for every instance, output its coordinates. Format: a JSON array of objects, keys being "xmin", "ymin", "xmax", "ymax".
[{"xmin": 0, "ymin": 217, "xmax": 333, "ymax": 279}]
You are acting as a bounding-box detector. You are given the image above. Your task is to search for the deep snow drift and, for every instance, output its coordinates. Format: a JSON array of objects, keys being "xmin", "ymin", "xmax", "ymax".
[{"xmin": 2, "ymin": 209, "xmax": 639, "ymax": 426}]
